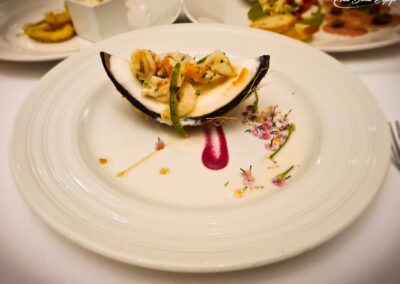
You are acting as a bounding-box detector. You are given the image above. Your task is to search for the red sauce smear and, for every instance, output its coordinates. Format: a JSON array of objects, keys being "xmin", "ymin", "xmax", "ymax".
[{"xmin": 202, "ymin": 125, "xmax": 229, "ymax": 170}]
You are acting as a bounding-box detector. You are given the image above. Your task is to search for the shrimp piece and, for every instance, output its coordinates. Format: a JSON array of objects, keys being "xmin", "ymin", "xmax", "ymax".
[
  {"xmin": 157, "ymin": 52, "xmax": 195, "ymax": 78},
  {"xmin": 183, "ymin": 63, "xmax": 214, "ymax": 84},
  {"xmin": 203, "ymin": 50, "xmax": 236, "ymax": 77},
  {"xmin": 177, "ymin": 82, "xmax": 197, "ymax": 116},
  {"xmin": 157, "ymin": 57, "xmax": 174, "ymax": 78},
  {"xmin": 164, "ymin": 52, "xmax": 194, "ymax": 65},
  {"xmin": 131, "ymin": 49, "xmax": 159, "ymax": 81},
  {"xmin": 182, "ymin": 51, "xmax": 236, "ymax": 84},
  {"xmin": 141, "ymin": 76, "xmax": 170, "ymax": 103}
]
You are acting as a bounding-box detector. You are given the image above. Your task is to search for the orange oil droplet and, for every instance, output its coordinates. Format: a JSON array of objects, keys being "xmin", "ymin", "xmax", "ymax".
[
  {"xmin": 159, "ymin": 167, "xmax": 170, "ymax": 175},
  {"xmin": 99, "ymin": 158, "xmax": 108, "ymax": 165}
]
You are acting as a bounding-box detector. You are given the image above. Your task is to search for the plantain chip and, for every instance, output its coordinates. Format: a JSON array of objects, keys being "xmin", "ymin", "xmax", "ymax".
[
  {"xmin": 24, "ymin": 21, "xmax": 75, "ymax": 43},
  {"xmin": 251, "ymin": 14, "xmax": 297, "ymax": 33}
]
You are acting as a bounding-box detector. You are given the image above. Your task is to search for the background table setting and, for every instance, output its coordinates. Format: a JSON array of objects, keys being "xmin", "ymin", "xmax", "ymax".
[{"xmin": 1, "ymin": 0, "xmax": 400, "ymax": 283}]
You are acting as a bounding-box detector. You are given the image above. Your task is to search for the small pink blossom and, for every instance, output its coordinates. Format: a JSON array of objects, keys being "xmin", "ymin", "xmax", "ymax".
[
  {"xmin": 242, "ymin": 104, "xmax": 292, "ymax": 157},
  {"xmin": 241, "ymin": 166, "xmax": 255, "ymax": 189},
  {"xmin": 272, "ymin": 176, "xmax": 286, "ymax": 187},
  {"xmin": 155, "ymin": 137, "xmax": 165, "ymax": 151},
  {"xmin": 272, "ymin": 165, "xmax": 294, "ymax": 188},
  {"xmin": 261, "ymin": 132, "xmax": 270, "ymax": 140},
  {"xmin": 262, "ymin": 121, "xmax": 272, "ymax": 130}
]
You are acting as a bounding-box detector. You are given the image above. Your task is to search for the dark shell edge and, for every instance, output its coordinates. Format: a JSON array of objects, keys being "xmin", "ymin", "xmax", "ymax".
[{"xmin": 100, "ymin": 51, "xmax": 270, "ymax": 126}]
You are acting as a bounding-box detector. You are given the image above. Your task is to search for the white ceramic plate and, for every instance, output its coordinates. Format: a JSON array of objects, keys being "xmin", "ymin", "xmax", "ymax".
[
  {"xmin": 0, "ymin": 0, "xmax": 181, "ymax": 62},
  {"xmin": 182, "ymin": 0, "xmax": 400, "ymax": 52},
  {"xmin": 10, "ymin": 24, "xmax": 390, "ymax": 272}
]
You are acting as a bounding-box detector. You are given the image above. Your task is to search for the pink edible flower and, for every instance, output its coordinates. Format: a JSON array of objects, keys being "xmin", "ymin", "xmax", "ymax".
[
  {"xmin": 272, "ymin": 176, "xmax": 286, "ymax": 187},
  {"xmin": 241, "ymin": 166, "xmax": 255, "ymax": 189},
  {"xmin": 262, "ymin": 121, "xmax": 272, "ymax": 130},
  {"xmin": 261, "ymin": 131, "xmax": 271, "ymax": 140},
  {"xmin": 155, "ymin": 137, "xmax": 165, "ymax": 151},
  {"xmin": 272, "ymin": 165, "xmax": 294, "ymax": 188}
]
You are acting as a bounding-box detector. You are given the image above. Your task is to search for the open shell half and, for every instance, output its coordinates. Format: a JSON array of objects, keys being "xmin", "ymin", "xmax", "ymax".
[{"xmin": 100, "ymin": 51, "xmax": 270, "ymax": 126}]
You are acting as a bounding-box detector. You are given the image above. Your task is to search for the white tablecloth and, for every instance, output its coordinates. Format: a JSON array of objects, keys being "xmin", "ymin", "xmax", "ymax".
[{"xmin": 1, "ymin": 31, "xmax": 399, "ymax": 283}]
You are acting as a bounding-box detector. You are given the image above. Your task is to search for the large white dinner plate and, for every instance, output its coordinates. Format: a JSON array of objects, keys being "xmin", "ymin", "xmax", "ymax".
[
  {"xmin": 0, "ymin": 0, "xmax": 181, "ymax": 62},
  {"xmin": 10, "ymin": 24, "xmax": 390, "ymax": 272},
  {"xmin": 182, "ymin": 0, "xmax": 400, "ymax": 52}
]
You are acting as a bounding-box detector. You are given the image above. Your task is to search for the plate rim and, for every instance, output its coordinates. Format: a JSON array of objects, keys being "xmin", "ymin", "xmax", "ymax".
[{"xmin": 9, "ymin": 23, "xmax": 391, "ymax": 272}]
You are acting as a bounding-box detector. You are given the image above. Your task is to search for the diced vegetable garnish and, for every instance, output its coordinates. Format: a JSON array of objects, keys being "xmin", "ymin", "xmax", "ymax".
[{"xmin": 248, "ymin": 2, "xmax": 265, "ymax": 22}]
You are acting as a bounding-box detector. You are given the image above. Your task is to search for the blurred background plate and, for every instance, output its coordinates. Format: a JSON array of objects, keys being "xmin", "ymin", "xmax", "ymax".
[
  {"xmin": 0, "ymin": 0, "xmax": 181, "ymax": 62},
  {"xmin": 182, "ymin": 0, "xmax": 400, "ymax": 52}
]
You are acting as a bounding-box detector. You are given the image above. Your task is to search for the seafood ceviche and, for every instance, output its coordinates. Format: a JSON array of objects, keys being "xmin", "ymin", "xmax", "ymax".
[
  {"xmin": 131, "ymin": 49, "xmax": 237, "ymax": 118},
  {"xmin": 248, "ymin": 0, "xmax": 323, "ymax": 41},
  {"xmin": 100, "ymin": 50, "xmax": 270, "ymax": 136},
  {"xmin": 23, "ymin": 4, "xmax": 76, "ymax": 43}
]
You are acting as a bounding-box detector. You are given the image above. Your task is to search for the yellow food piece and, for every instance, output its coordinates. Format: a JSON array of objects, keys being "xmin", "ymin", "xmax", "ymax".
[
  {"xmin": 98, "ymin": 158, "xmax": 108, "ymax": 164},
  {"xmin": 284, "ymin": 23, "xmax": 320, "ymax": 41},
  {"xmin": 234, "ymin": 189, "xmax": 244, "ymax": 198},
  {"xmin": 251, "ymin": 14, "xmax": 296, "ymax": 33},
  {"xmin": 159, "ymin": 167, "xmax": 170, "ymax": 175},
  {"xmin": 161, "ymin": 107, "xmax": 170, "ymax": 120},
  {"xmin": 23, "ymin": 3, "xmax": 76, "ymax": 43},
  {"xmin": 44, "ymin": 10, "xmax": 72, "ymax": 28},
  {"xmin": 24, "ymin": 21, "xmax": 75, "ymax": 43}
]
